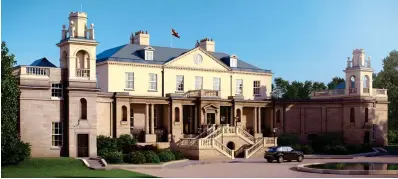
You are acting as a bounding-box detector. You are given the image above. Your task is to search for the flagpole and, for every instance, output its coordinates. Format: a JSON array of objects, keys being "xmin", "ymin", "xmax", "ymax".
[{"xmin": 170, "ymin": 34, "xmax": 173, "ymax": 47}]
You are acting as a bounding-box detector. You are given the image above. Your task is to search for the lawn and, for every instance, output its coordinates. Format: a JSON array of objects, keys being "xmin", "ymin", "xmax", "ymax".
[{"xmin": 1, "ymin": 157, "xmax": 156, "ymax": 178}]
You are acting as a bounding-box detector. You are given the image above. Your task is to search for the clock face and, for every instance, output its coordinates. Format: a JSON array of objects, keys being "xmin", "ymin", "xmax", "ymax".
[{"xmin": 194, "ymin": 54, "xmax": 203, "ymax": 64}]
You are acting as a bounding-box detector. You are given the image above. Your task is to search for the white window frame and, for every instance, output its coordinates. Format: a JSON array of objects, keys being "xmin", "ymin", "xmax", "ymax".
[
  {"xmin": 195, "ymin": 76, "xmax": 203, "ymax": 90},
  {"xmin": 52, "ymin": 122, "xmax": 63, "ymax": 147},
  {"xmin": 253, "ymin": 81, "xmax": 260, "ymax": 96},
  {"xmin": 51, "ymin": 83, "xmax": 63, "ymax": 99},
  {"xmin": 176, "ymin": 75, "xmax": 184, "ymax": 92},
  {"xmin": 213, "ymin": 77, "xmax": 221, "ymax": 91},
  {"xmin": 236, "ymin": 79, "xmax": 243, "ymax": 95},
  {"xmin": 125, "ymin": 72, "xmax": 134, "ymax": 89},
  {"xmin": 148, "ymin": 73, "xmax": 157, "ymax": 91},
  {"xmin": 230, "ymin": 59, "xmax": 237, "ymax": 67},
  {"xmin": 145, "ymin": 51, "xmax": 154, "ymax": 60}
]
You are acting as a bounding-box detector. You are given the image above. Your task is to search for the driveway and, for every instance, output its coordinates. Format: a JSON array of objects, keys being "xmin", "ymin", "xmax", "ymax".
[{"xmin": 129, "ymin": 156, "xmax": 398, "ymax": 178}]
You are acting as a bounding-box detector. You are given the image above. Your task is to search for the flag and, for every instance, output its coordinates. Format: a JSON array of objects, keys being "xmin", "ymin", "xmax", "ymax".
[{"xmin": 171, "ymin": 28, "xmax": 180, "ymax": 39}]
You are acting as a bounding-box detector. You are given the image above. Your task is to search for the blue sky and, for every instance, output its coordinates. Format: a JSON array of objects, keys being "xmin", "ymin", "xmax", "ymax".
[{"xmin": 2, "ymin": 0, "xmax": 397, "ymax": 84}]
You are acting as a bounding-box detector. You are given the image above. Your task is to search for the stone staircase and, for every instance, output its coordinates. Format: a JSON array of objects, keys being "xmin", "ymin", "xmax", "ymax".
[
  {"xmin": 178, "ymin": 125, "xmax": 277, "ymax": 159},
  {"xmin": 86, "ymin": 158, "xmax": 107, "ymax": 170}
]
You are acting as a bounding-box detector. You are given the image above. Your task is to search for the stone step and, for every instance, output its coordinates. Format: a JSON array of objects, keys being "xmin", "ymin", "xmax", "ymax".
[{"xmin": 86, "ymin": 159, "xmax": 106, "ymax": 170}]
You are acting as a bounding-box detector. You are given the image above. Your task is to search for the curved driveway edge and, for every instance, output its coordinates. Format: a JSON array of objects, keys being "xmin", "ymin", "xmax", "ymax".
[
  {"xmin": 296, "ymin": 162, "xmax": 398, "ymax": 175},
  {"xmin": 107, "ymin": 159, "xmax": 189, "ymax": 169}
]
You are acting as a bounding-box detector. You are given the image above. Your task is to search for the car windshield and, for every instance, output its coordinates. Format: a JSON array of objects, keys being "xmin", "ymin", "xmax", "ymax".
[{"xmin": 267, "ymin": 147, "xmax": 278, "ymax": 152}]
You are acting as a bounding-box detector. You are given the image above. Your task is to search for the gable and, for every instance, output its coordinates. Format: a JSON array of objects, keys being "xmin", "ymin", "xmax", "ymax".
[{"xmin": 164, "ymin": 48, "xmax": 230, "ymax": 71}]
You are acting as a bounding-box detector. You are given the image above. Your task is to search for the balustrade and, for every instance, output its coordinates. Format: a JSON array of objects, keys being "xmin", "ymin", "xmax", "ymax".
[
  {"xmin": 25, "ymin": 67, "xmax": 49, "ymax": 76},
  {"xmin": 185, "ymin": 89, "xmax": 220, "ymax": 98},
  {"xmin": 76, "ymin": 69, "xmax": 90, "ymax": 77}
]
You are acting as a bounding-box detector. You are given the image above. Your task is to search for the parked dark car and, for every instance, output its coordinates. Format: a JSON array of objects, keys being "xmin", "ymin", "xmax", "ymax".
[{"xmin": 264, "ymin": 146, "xmax": 304, "ymax": 163}]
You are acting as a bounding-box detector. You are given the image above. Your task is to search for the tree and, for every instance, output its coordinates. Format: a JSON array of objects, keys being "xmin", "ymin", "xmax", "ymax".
[
  {"xmin": 271, "ymin": 77, "xmax": 289, "ymax": 99},
  {"xmin": 271, "ymin": 78, "xmax": 325, "ymax": 100},
  {"xmin": 312, "ymin": 82, "xmax": 328, "ymax": 92},
  {"xmin": 1, "ymin": 41, "xmax": 31, "ymax": 165},
  {"xmin": 373, "ymin": 50, "xmax": 398, "ymax": 130},
  {"xmin": 327, "ymin": 77, "xmax": 345, "ymax": 90}
]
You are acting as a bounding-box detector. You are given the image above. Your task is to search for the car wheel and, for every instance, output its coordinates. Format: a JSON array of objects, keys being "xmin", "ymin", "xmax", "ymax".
[
  {"xmin": 277, "ymin": 156, "xmax": 284, "ymax": 163},
  {"xmin": 266, "ymin": 159, "xmax": 273, "ymax": 163},
  {"xmin": 297, "ymin": 155, "xmax": 303, "ymax": 162}
]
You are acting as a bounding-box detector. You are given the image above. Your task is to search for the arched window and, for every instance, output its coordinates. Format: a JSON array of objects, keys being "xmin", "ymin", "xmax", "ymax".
[
  {"xmin": 236, "ymin": 109, "xmax": 242, "ymax": 122},
  {"xmin": 350, "ymin": 76, "xmax": 356, "ymax": 89},
  {"xmin": 130, "ymin": 104, "xmax": 134, "ymax": 128},
  {"xmin": 350, "ymin": 108, "xmax": 355, "ymax": 123},
  {"xmin": 122, "ymin": 106, "xmax": 127, "ymax": 121},
  {"xmin": 80, "ymin": 98, "xmax": 87, "ymax": 119},
  {"xmin": 76, "ymin": 50, "xmax": 90, "ymax": 69},
  {"xmin": 175, "ymin": 107, "xmax": 180, "ymax": 122},
  {"xmin": 276, "ymin": 109, "xmax": 281, "ymax": 124},
  {"xmin": 363, "ymin": 75, "xmax": 369, "ymax": 88},
  {"xmin": 365, "ymin": 108, "xmax": 369, "ymax": 123}
]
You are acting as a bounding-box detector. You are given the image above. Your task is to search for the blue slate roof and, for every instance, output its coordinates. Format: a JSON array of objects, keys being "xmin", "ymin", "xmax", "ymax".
[
  {"xmin": 335, "ymin": 82, "xmax": 345, "ymax": 89},
  {"xmin": 30, "ymin": 58, "xmax": 57, "ymax": 68},
  {"xmin": 96, "ymin": 44, "xmax": 271, "ymax": 73}
]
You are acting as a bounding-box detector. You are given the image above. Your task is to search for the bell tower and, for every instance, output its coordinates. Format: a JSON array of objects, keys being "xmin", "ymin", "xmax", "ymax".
[
  {"xmin": 56, "ymin": 11, "xmax": 99, "ymax": 158},
  {"xmin": 343, "ymin": 49, "xmax": 374, "ymax": 96},
  {"xmin": 57, "ymin": 11, "xmax": 98, "ymax": 82}
]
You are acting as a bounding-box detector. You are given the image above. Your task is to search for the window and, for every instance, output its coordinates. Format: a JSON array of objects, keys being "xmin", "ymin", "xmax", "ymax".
[
  {"xmin": 236, "ymin": 109, "xmax": 241, "ymax": 122},
  {"xmin": 230, "ymin": 58, "xmax": 237, "ymax": 68},
  {"xmin": 236, "ymin": 79, "xmax": 243, "ymax": 95},
  {"xmin": 148, "ymin": 73, "xmax": 157, "ymax": 91},
  {"xmin": 175, "ymin": 107, "xmax": 180, "ymax": 122},
  {"xmin": 350, "ymin": 76, "xmax": 356, "ymax": 88},
  {"xmin": 122, "ymin": 106, "xmax": 127, "ymax": 121},
  {"xmin": 52, "ymin": 122, "xmax": 63, "ymax": 147},
  {"xmin": 365, "ymin": 108, "xmax": 369, "ymax": 123},
  {"xmin": 80, "ymin": 98, "xmax": 87, "ymax": 119},
  {"xmin": 253, "ymin": 81, "xmax": 260, "ymax": 95},
  {"xmin": 350, "ymin": 108, "xmax": 355, "ymax": 123},
  {"xmin": 145, "ymin": 51, "xmax": 153, "ymax": 60},
  {"xmin": 195, "ymin": 76, "xmax": 203, "ymax": 90},
  {"xmin": 276, "ymin": 110, "xmax": 281, "ymax": 124},
  {"xmin": 51, "ymin": 83, "xmax": 63, "ymax": 98},
  {"xmin": 125, "ymin": 72, "xmax": 134, "ymax": 89},
  {"xmin": 213, "ymin": 77, "xmax": 221, "ymax": 91},
  {"xmin": 130, "ymin": 104, "xmax": 134, "ymax": 128},
  {"xmin": 176, "ymin": 75, "xmax": 184, "ymax": 92}
]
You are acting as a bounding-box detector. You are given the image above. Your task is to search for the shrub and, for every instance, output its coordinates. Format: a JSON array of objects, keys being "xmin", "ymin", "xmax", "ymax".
[
  {"xmin": 277, "ymin": 133, "xmax": 299, "ymax": 146},
  {"xmin": 292, "ymin": 144, "xmax": 302, "ymax": 151},
  {"xmin": 301, "ymin": 145, "xmax": 313, "ymax": 154},
  {"xmin": 116, "ymin": 134, "xmax": 137, "ymax": 154},
  {"xmin": 332, "ymin": 145, "xmax": 348, "ymax": 155},
  {"xmin": 323, "ymin": 145, "xmax": 332, "ymax": 154},
  {"xmin": 101, "ymin": 150, "xmax": 123, "ymax": 164},
  {"xmin": 142, "ymin": 145, "xmax": 158, "ymax": 151},
  {"xmin": 127, "ymin": 151, "xmax": 146, "ymax": 164},
  {"xmin": 311, "ymin": 133, "xmax": 343, "ymax": 153},
  {"xmin": 97, "ymin": 135, "xmax": 117, "ymax": 152},
  {"xmin": 172, "ymin": 151, "xmax": 185, "ymax": 160},
  {"xmin": 388, "ymin": 131, "xmax": 398, "ymax": 145},
  {"xmin": 143, "ymin": 151, "xmax": 160, "ymax": 163},
  {"xmin": 157, "ymin": 151, "xmax": 175, "ymax": 162},
  {"xmin": 2, "ymin": 140, "xmax": 31, "ymax": 165},
  {"xmin": 346, "ymin": 144, "xmax": 361, "ymax": 154}
]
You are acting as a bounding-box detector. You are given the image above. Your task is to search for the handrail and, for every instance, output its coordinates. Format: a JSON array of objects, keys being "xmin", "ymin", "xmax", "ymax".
[
  {"xmin": 237, "ymin": 126, "xmax": 256, "ymax": 144},
  {"xmin": 213, "ymin": 139, "xmax": 234, "ymax": 159},
  {"xmin": 178, "ymin": 138, "xmax": 199, "ymax": 149},
  {"xmin": 198, "ymin": 138, "xmax": 213, "ymax": 148},
  {"xmin": 245, "ymin": 138, "xmax": 264, "ymax": 158},
  {"xmin": 195, "ymin": 125, "xmax": 215, "ymax": 139},
  {"xmin": 204, "ymin": 127, "xmax": 222, "ymax": 139}
]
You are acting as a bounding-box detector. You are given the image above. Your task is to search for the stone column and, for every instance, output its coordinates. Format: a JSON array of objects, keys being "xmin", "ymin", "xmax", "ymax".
[
  {"xmin": 150, "ymin": 104, "xmax": 155, "ymax": 134},
  {"xmin": 253, "ymin": 107, "xmax": 257, "ymax": 134},
  {"xmin": 145, "ymin": 104, "xmax": 149, "ymax": 134},
  {"xmin": 258, "ymin": 107, "xmax": 262, "ymax": 133},
  {"xmin": 194, "ymin": 105, "xmax": 198, "ymax": 133}
]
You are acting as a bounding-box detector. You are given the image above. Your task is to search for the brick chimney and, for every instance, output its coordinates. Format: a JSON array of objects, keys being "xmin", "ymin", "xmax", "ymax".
[{"xmin": 195, "ymin": 38, "xmax": 215, "ymax": 52}]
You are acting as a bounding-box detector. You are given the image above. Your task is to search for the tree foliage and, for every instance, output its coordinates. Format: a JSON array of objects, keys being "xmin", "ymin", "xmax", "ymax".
[
  {"xmin": 327, "ymin": 77, "xmax": 345, "ymax": 90},
  {"xmin": 1, "ymin": 41, "xmax": 31, "ymax": 165},
  {"xmin": 373, "ymin": 50, "xmax": 398, "ymax": 130},
  {"xmin": 271, "ymin": 77, "xmax": 327, "ymax": 100}
]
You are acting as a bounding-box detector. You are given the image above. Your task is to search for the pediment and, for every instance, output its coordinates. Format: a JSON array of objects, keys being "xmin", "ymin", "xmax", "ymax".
[
  {"xmin": 164, "ymin": 47, "xmax": 230, "ymax": 71},
  {"xmin": 202, "ymin": 104, "xmax": 219, "ymax": 113}
]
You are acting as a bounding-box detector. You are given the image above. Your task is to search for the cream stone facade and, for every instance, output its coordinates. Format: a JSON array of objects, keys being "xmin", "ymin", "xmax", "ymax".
[{"xmin": 14, "ymin": 12, "xmax": 389, "ymax": 159}]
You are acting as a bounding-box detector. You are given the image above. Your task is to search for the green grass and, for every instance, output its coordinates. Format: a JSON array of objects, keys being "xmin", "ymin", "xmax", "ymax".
[{"xmin": 1, "ymin": 157, "xmax": 156, "ymax": 178}]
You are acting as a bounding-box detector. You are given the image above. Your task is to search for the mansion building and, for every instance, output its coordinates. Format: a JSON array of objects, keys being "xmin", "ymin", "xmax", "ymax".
[{"xmin": 14, "ymin": 12, "xmax": 389, "ymax": 159}]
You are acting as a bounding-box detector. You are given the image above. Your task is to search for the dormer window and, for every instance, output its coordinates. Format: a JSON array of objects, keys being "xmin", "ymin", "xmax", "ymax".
[
  {"xmin": 145, "ymin": 51, "xmax": 153, "ymax": 60},
  {"xmin": 230, "ymin": 55, "xmax": 238, "ymax": 68},
  {"xmin": 143, "ymin": 46, "xmax": 155, "ymax": 60}
]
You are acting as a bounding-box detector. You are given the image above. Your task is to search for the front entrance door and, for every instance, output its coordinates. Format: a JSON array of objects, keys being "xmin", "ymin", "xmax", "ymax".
[
  {"xmin": 364, "ymin": 131, "xmax": 370, "ymax": 143},
  {"xmin": 207, "ymin": 113, "xmax": 215, "ymax": 124},
  {"xmin": 77, "ymin": 134, "xmax": 89, "ymax": 157}
]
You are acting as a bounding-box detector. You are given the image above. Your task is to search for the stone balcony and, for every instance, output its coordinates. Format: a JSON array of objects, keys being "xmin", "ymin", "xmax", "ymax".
[
  {"xmin": 311, "ymin": 89, "xmax": 346, "ymax": 98},
  {"xmin": 311, "ymin": 88, "xmax": 388, "ymax": 99},
  {"xmin": 167, "ymin": 89, "xmax": 221, "ymax": 99}
]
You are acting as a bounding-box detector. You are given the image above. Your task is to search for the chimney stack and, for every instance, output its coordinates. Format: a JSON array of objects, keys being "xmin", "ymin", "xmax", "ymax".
[
  {"xmin": 130, "ymin": 30, "xmax": 150, "ymax": 46},
  {"xmin": 195, "ymin": 38, "xmax": 215, "ymax": 52}
]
